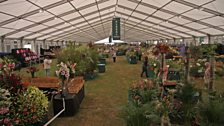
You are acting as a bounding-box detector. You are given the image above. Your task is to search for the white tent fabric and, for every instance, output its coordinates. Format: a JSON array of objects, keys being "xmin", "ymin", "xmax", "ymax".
[
  {"xmin": 0, "ymin": 0, "xmax": 224, "ymax": 43},
  {"xmin": 94, "ymin": 37, "xmax": 126, "ymax": 44},
  {"xmin": 94, "ymin": 38, "xmax": 110, "ymax": 44}
]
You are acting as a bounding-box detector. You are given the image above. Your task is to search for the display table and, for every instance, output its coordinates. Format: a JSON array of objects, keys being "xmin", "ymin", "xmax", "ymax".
[
  {"xmin": 163, "ymin": 81, "xmax": 177, "ymax": 89},
  {"xmin": 67, "ymin": 77, "xmax": 85, "ymax": 103},
  {"xmin": 28, "ymin": 77, "xmax": 60, "ymax": 89}
]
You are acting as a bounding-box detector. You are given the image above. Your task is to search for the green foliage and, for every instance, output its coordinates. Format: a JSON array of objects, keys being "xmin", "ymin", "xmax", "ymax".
[
  {"xmin": 174, "ymin": 83, "xmax": 201, "ymax": 123},
  {"xmin": 139, "ymin": 88, "xmax": 158, "ymax": 104},
  {"xmin": 176, "ymin": 83, "xmax": 200, "ymax": 105},
  {"xmin": 57, "ymin": 45, "xmax": 98, "ymax": 75},
  {"xmin": 166, "ymin": 59, "xmax": 181, "ymax": 69},
  {"xmin": 201, "ymin": 44, "xmax": 217, "ymax": 56},
  {"xmin": 121, "ymin": 102, "xmax": 160, "ymax": 126},
  {"xmin": 13, "ymin": 86, "xmax": 49, "ymax": 125},
  {"xmin": 198, "ymin": 94, "xmax": 224, "ymax": 126},
  {"xmin": 122, "ymin": 79, "xmax": 160, "ymax": 126},
  {"xmin": 190, "ymin": 46, "xmax": 203, "ymax": 59}
]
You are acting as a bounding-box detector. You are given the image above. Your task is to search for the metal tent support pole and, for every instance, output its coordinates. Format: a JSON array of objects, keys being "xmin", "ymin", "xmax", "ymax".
[
  {"xmin": 208, "ymin": 34, "xmax": 214, "ymax": 91},
  {"xmin": 1, "ymin": 36, "xmax": 5, "ymax": 52}
]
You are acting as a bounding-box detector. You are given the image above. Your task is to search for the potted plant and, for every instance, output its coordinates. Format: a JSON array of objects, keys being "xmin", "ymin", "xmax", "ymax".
[
  {"xmin": 0, "ymin": 88, "xmax": 12, "ymax": 126},
  {"xmin": 11, "ymin": 86, "xmax": 49, "ymax": 125},
  {"xmin": 57, "ymin": 45, "xmax": 98, "ymax": 80},
  {"xmin": 56, "ymin": 62, "xmax": 70, "ymax": 97},
  {"xmin": 26, "ymin": 66, "xmax": 39, "ymax": 78},
  {"xmin": 1, "ymin": 59, "xmax": 49, "ymax": 126},
  {"xmin": 198, "ymin": 93, "xmax": 224, "ymax": 125}
]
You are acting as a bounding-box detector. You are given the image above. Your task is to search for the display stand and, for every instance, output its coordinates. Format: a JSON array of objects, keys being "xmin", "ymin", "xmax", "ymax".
[{"xmin": 53, "ymin": 94, "xmax": 79, "ymax": 117}]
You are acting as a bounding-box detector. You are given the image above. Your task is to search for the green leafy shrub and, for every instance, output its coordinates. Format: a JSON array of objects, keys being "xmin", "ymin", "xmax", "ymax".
[
  {"xmin": 121, "ymin": 102, "xmax": 160, "ymax": 126},
  {"xmin": 12, "ymin": 86, "xmax": 49, "ymax": 125},
  {"xmin": 198, "ymin": 94, "xmax": 224, "ymax": 126},
  {"xmin": 57, "ymin": 45, "xmax": 98, "ymax": 76},
  {"xmin": 173, "ymin": 83, "xmax": 201, "ymax": 124}
]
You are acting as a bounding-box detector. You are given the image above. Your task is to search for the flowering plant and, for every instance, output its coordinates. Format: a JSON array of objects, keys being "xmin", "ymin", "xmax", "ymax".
[
  {"xmin": 129, "ymin": 79, "xmax": 157, "ymax": 105},
  {"xmin": 0, "ymin": 60, "xmax": 22, "ymax": 93},
  {"xmin": 10, "ymin": 86, "xmax": 49, "ymax": 125},
  {"xmin": 26, "ymin": 66, "xmax": 39, "ymax": 78},
  {"xmin": 56, "ymin": 62, "xmax": 70, "ymax": 81},
  {"xmin": 0, "ymin": 88, "xmax": 12, "ymax": 126},
  {"xmin": 0, "ymin": 58, "xmax": 15, "ymax": 75},
  {"xmin": 66, "ymin": 62, "xmax": 76, "ymax": 78},
  {"xmin": 152, "ymin": 43, "xmax": 170, "ymax": 56}
]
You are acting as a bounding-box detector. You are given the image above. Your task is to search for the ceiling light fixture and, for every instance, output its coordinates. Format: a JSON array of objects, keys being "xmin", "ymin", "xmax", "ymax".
[{"xmin": 39, "ymin": 9, "xmax": 44, "ymax": 13}]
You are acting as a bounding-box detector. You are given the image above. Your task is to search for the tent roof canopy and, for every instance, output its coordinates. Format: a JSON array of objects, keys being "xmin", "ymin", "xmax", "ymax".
[
  {"xmin": 0, "ymin": 0, "xmax": 224, "ymax": 42},
  {"xmin": 94, "ymin": 37, "xmax": 126, "ymax": 44}
]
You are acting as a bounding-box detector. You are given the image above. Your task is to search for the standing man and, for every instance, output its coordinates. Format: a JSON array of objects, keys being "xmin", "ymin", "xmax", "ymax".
[
  {"xmin": 141, "ymin": 56, "xmax": 149, "ymax": 78},
  {"xmin": 43, "ymin": 56, "xmax": 52, "ymax": 76},
  {"xmin": 112, "ymin": 51, "xmax": 117, "ymax": 63}
]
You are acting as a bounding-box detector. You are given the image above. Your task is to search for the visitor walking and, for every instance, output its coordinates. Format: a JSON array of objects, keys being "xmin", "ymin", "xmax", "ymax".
[
  {"xmin": 138, "ymin": 50, "xmax": 142, "ymax": 61},
  {"xmin": 204, "ymin": 62, "xmax": 210, "ymax": 89},
  {"xmin": 43, "ymin": 56, "xmax": 52, "ymax": 76},
  {"xmin": 112, "ymin": 51, "xmax": 117, "ymax": 63},
  {"xmin": 141, "ymin": 56, "xmax": 149, "ymax": 77}
]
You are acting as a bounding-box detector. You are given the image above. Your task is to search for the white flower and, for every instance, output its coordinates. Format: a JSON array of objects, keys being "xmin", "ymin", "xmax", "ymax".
[
  {"xmin": 55, "ymin": 70, "xmax": 59, "ymax": 75},
  {"xmin": 154, "ymin": 63, "xmax": 156, "ymax": 66},
  {"xmin": 196, "ymin": 63, "xmax": 201, "ymax": 66}
]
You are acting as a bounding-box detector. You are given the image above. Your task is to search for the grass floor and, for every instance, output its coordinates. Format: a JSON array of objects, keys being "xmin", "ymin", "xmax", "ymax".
[
  {"xmin": 50, "ymin": 56, "xmax": 142, "ymax": 126},
  {"xmin": 15, "ymin": 57, "xmax": 224, "ymax": 126}
]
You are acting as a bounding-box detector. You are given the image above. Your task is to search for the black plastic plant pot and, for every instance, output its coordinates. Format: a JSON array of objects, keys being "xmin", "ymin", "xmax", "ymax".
[
  {"xmin": 99, "ymin": 58, "xmax": 106, "ymax": 64},
  {"xmin": 97, "ymin": 64, "xmax": 106, "ymax": 73},
  {"xmin": 53, "ymin": 94, "xmax": 80, "ymax": 117},
  {"xmin": 129, "ymin": 56, "xmax": 138, "ymax": 64}
]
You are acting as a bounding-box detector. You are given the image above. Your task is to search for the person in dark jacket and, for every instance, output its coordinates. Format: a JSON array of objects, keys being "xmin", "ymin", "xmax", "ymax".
[{"xmin": 141, "ymin": 56, "xmax": 149, "ymax": 77}]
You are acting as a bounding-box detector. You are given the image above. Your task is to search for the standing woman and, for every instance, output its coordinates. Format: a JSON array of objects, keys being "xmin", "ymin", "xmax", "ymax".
[
  {"xmin": 43, "ymin": 56, "xmax": 52, "ymax": 76},
  {"xmin": 204, "ymin": 62, "xmax": 210, "ymax": 89},
  {"xmin": 141, "ymin": 56, "xmax": 149, "ymax": 77}
]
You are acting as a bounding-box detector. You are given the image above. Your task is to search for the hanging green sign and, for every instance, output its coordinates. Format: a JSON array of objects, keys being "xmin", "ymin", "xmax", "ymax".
[
  {"xmin": 199, "ymin": 37, "xmax": 204, "ymax": 43},
  {"xmin": 112, "ymin": 18, "xmax": 120, "ymax": 40}
]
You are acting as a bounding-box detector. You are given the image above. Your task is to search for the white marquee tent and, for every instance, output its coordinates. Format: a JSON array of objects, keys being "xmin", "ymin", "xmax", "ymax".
[
  {"xmin": 0, "ymin": 0, "xmax": 224, "ymax": 52},
  {"xmin": 94, "ymin": 37, "xmax": 126, "ymax": 44}
]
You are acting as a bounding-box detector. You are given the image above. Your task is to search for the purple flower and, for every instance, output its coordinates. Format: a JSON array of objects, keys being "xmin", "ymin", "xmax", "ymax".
[{"xmin": 60, "ymin": 70, "xmax": 65, "ymax": 75}]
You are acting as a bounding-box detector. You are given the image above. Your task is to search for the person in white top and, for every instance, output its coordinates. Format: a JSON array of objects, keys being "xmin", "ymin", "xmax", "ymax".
[
  {"xmin": 112, "ymin": 51, "xmax": 117, "ymax": 63},
  {"xmin": 43, "ymin": 56, "xmax": 52, "ymax": 76}
]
